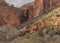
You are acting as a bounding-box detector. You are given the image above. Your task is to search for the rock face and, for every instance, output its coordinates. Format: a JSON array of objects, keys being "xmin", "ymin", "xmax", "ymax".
[
  {"xmin": 21, "ymin": 2, "xmax": 34, "ymax": 20},
  {"xmin": 34, "ymin": 0, "xmax": 43, "ymax": 17},
  {"xmin": 0, "ymin": 0, "xmax": 60, "ymax": 27},
  {"xmin": 0, "ymin": 0, "xmax": 22, "ymax": 26},
  {"xmin": 0, "ymin": 0, "xmax": 34, "ymax": 26},
  {"xmin": 34, "ymin": 0, "xmax": 60, "ymax": 16}
]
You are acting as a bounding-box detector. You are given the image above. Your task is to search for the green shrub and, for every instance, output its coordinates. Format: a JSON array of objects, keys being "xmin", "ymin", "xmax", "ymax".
[{"xmin": 19, "ymin": 31, "xmax": 26, "ymax": 37}]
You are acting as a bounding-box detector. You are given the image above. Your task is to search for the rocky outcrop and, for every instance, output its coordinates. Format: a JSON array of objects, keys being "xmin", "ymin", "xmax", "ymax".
[
  {"xmin": 0, "ymin": 0, "xmax": 60, "ymax": 27},
  {"xmin": 0, "ymin": 0, "xmax": 34, "ymax": 26},
  {"xmin": 21, "ymin": 2, "xmax": 34, "ymax": 20},
  {"xmin": 0, "ymin": 0, "xmax": 22, "ymax": 26},
  {"xmin": 34, "ymin": 0, "xmax": 60, "ymax": 16},
  {"xmin": 34, "ymin": 0, "xmax": 43, "ymax": 17}
]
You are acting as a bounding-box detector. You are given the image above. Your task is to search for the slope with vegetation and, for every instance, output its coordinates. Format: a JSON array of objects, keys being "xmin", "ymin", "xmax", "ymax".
[
  {"xmin": 17, "ymin": 7, "xmax": 60, "ymax": 33},
  {"xmin": 2, "ymin": 7, "xmax": 60, "ymax": 43},
  {"xmin": 0, "ymin": 6, "xmax": 60, "ymax": 43},
  {"xmin": 10, "ymin": 7, "xmax": 60, "ymax": 43}
]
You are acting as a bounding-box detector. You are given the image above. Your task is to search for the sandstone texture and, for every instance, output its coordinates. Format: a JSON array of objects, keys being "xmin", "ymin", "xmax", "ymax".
[
  {"xmin": 0, "ymin": 0, "xmax": 34, "ymax": 26},
  {"xmin": 34, "ymin": 0, "xmax": 60, "ymax": 16}
]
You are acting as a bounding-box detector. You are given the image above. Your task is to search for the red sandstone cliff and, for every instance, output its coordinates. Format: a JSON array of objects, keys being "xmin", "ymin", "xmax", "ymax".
[
  {"xmin": 34, "ymin": 0, "xmax": 60, "ymax": 16},
  {"xmin": 0, "ymin": 0, "xmax": 22, "ymax": 26},
  {"xmin": 21, "ymin": 2, "xmax": 34, "ymax": 20},
  {"xmin": 0, "ymin": 0, "xmax": 34, "ymax": 26},
  {"xmin": 34, "ymin": 0, "xmax": 43, "ymax": 17},
  {"xmin": 0, "ymin": 0, "xmax": 60, "ymax": 27}
]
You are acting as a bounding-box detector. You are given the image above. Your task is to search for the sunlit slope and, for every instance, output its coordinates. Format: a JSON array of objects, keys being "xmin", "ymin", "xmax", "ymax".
[
  {"xmin": 12, "ymin": 7, "xmax": 60, "ymax": 43},
  {"xmin": 17, "ymin": 7, "xmax": 60, "ymax": 29},
  {"xmin": 17, "ymin": 7, "xmax": 60, "ymax": 33},
  {"xmin": 37, "ymin": 7, "xmax": 60, "ymax": 24}
]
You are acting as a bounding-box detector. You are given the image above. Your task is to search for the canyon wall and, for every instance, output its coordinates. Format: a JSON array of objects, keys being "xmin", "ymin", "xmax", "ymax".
[
  {"xmin": 0, "ymin": 0, "xmax": 22, "ymax": 26},
  {"xmin": 34, "ymin": 0, "xmax": 43, "ymax": 17},
  {"xmin": 34, "ymin": 0, "xmax": 60, "ymax": 16},
  {"xmin": 0, "ymin": 0, "xmax": 60, "ymax": 26},
  {"xmin": 21, "ymin": 2, "xmax": 34, "ymax": 20},
  {"xmin": 0, "ymin": 0, "xmax": 34, "ymax": 26}
]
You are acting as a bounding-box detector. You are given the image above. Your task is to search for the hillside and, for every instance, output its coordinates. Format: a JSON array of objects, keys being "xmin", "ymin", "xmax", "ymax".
[
  {"xmin": 0, "ymin": 0, "xmax": 60, "ymax": 43},
  {"xmin": 10, "ymin": 7, "xmax": 60, "ymax": 43},
  {"xmin": 12, "ymin": 7, "xmax": 60, "ymax": 43},
  {"xmin": 19, "ymin": 7, "xmax": 60, "ymax": 34},
  {"xmin": 0, "ymin": 7, "xmax": 60, "ymax": 43}
]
